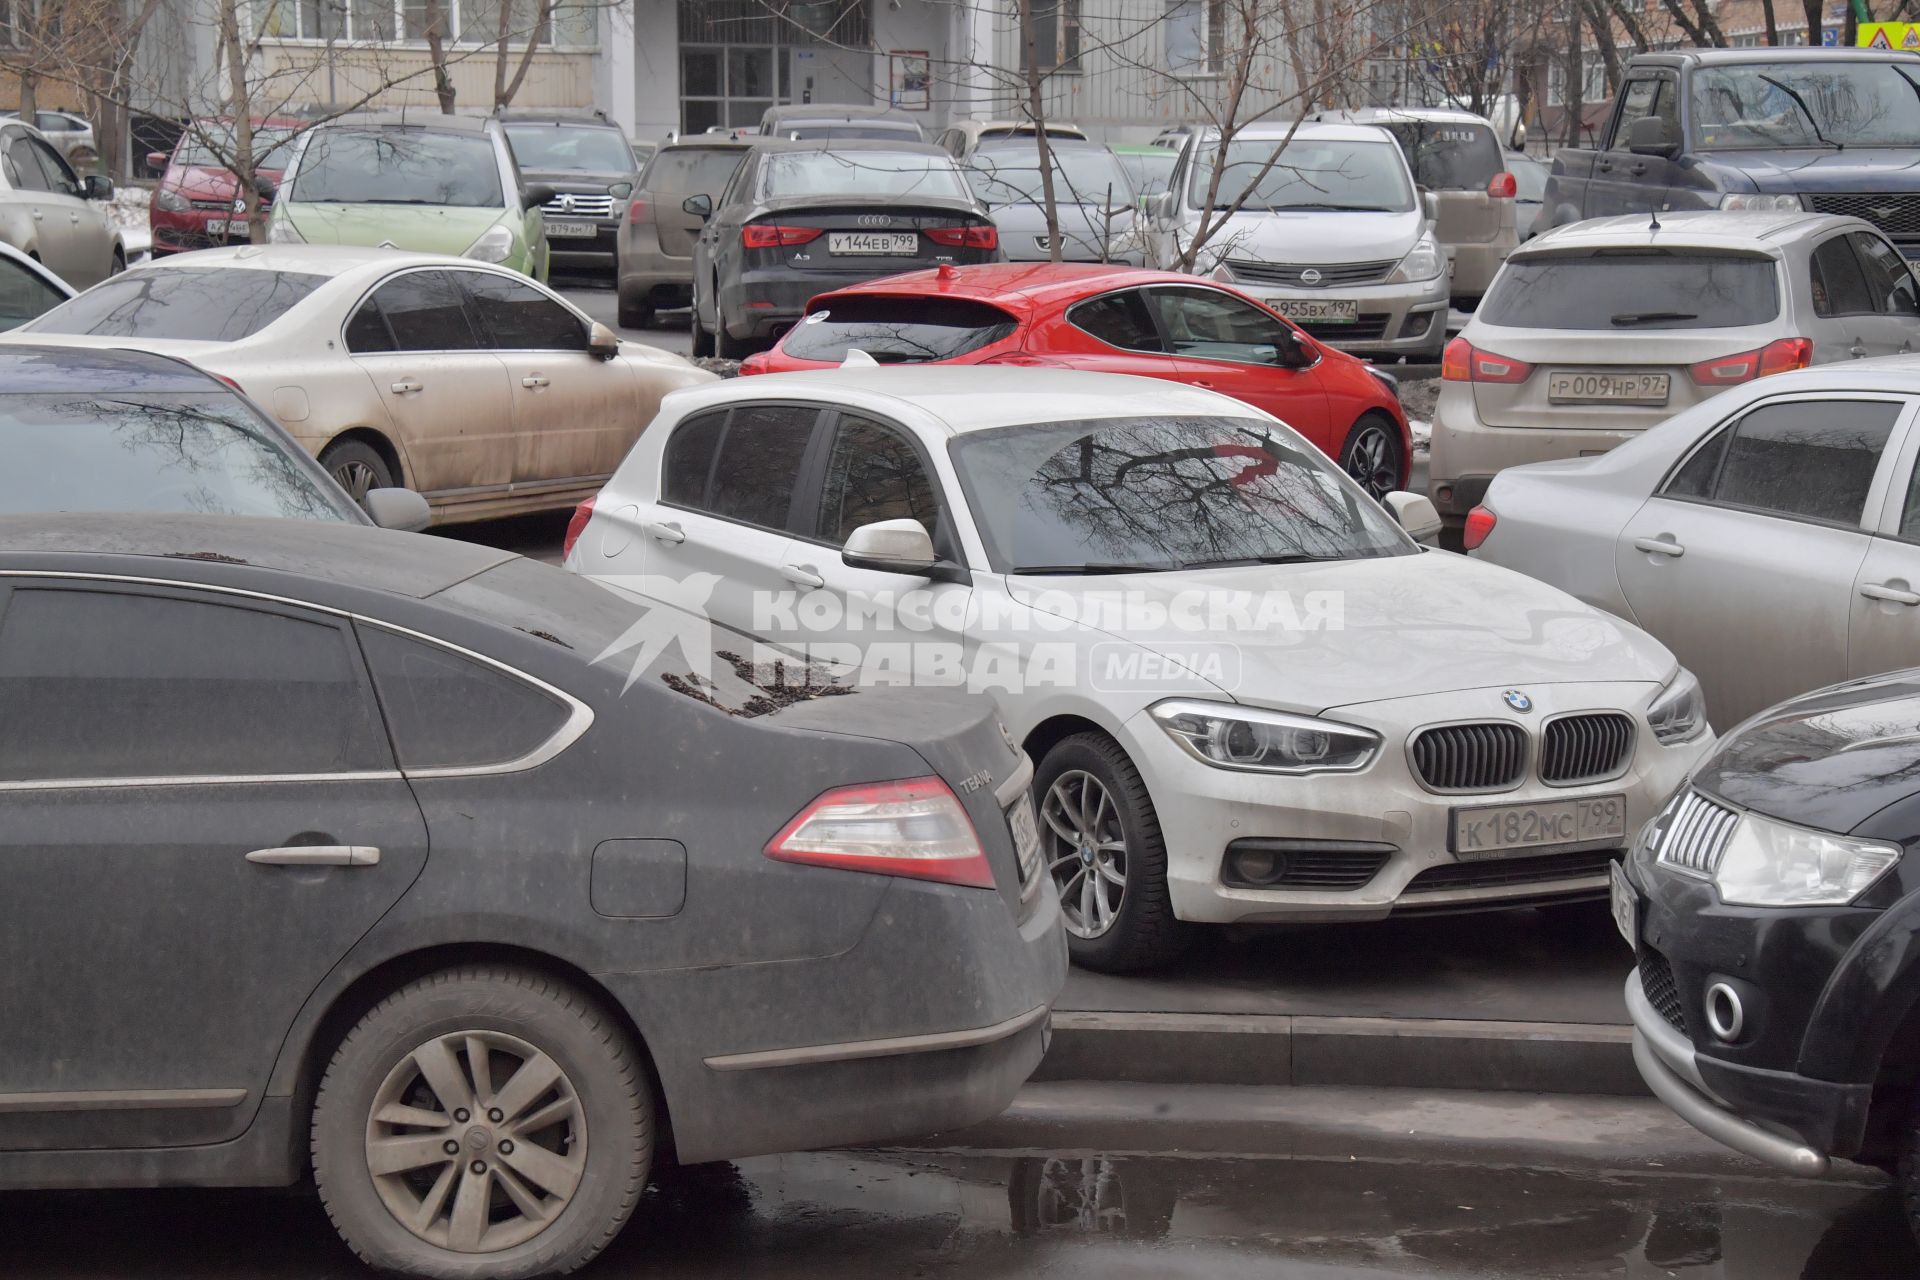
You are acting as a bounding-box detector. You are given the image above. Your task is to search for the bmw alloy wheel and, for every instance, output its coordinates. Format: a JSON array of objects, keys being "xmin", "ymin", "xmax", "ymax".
[
  {"xmin": 363, "ymin": 1030, "xmax": 587, "ymax": 1253},
  {"xmin": 1043, "ymin": 769, "xmax": 1127, "ymax": 938}
]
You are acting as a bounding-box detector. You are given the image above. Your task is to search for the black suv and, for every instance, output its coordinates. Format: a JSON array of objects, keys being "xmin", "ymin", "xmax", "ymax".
[
  {"xmin": 498, "ymin": 109, "xmax": 639, "ymax": 278},
  {"xmin": 1619, "ymin": 668, "xmax": 1920, "ymax": 1226}
]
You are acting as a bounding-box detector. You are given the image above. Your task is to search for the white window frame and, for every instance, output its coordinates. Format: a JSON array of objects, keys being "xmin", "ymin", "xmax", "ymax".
[
  {"xmin": 1165, "ymin": 0, "xmax": 1224, "ymax": 76},
  {"xmin": 247, "ymin": 0, "xmax": 599, "ymax": 52}
]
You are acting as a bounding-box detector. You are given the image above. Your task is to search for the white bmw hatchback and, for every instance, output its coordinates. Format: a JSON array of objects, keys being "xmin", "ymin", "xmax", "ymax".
[{"xmin": 568, "ymin": 368, "xmax": 1715, "ymax": 972}]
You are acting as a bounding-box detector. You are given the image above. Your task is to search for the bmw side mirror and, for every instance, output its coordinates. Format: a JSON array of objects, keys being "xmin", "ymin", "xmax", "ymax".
[
  {"xmin": 523, "ymin": 182, "xmax": 557, "ymax": 209},
  {"xmin": 682, "ymin": 192, "xmax": 713, "ymax": 220},
  {"xmin": 842, "ymin": 518, "xmax": 937, "ymax": 575},
  {"xmin": 364, "ymin": 487, "xmax": 431, "ymax": 533},
  {"xmin": 1383, "ymin": 491, "xmax": 1442, "ymax": 546},
  {"xmin": 588, "ymin": 320, "xmax": 620, "ymax": 360}
]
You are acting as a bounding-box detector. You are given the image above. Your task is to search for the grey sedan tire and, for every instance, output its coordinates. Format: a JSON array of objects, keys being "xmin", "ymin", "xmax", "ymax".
[
  {"xmin": 689, "ymin": 291, "xmax": 715, "ymax": 358},
  {"xmin": 311, "ymin": 966, "xmax": 653, "ymax": 1280},
  {"xmin": 1036, "ymin": 733, "xmax": 1192, "ymax": 974},
  {"xmin": 713, "ymin": 317, "xmax": 754, "ymax": 360},
  {"xmin": 318, "ymin": 439, "xmax": 394, "ymax": 508}
]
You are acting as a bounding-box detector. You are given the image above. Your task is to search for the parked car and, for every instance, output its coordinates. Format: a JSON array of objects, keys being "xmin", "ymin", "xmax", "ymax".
[
  {"xmin": 1309, "ymin": 106, "xmax": 1519, "ymax": 312},
  {"xmin": 965, "ymin": 139, "xmax": 1144, "ymax": 265},
  {"xmin": 0, "ymin": 242, "xmax": 74, "ymax": 329},
  {"xmin": 269, "ymin": 114, "xmax": 553, "ymax": 280},
  {"xmin": 1148, "ymin": 122, "xmax": 1448, "ymax": 360},
  {"xmin": 9, "ymin": 245, "xmax": 713, "ymax": 523},
  {"xmin": 1430, "ymin": 211, "xmax": 1920, "ymax": 532},
  {"xmin": 1538, "ymin": 49, "xmax": 1920, "ymax": 257},
  {"xmin": 1507, "ymin": 151, "xmax": 1549, "ymax": 240},
  {"xmin": 568, "ymin": 367, "xmax": 1714, "ymax": 972},
  {"xmin": 616, "ymin": 136, "xmax": 753, "ymax": 328},
  {"xmin": 1470, "ymin": 358, "xmax": 1920, "ymax": 729},
  {"xmin": 935, "ymin": 119, "xmax": 1089, "ymax": 159},
  {"xmin": 0, "ymin": 117, "xmax": 122, "ymax": 286},
  {"xmin": 499, "ymin": 110, "xmax": 641, "ymax": 280},
  {"xmin": 688, "ymin": 139, "xmax": 998, "ymax": 358},
  {"xmin": 1618, "ymin": 668, "xmax": 1920, "ymax": 1212},
  {"xmin": 1111, "ymin": 142, "xmax": 1178, "ymax": 204},
  {"xmin": 759, "ymin": 103, "xmax": 926, "ymax": 142},
  {"xmin": 0, "ymin": 511, "xmax": 1065, "ymax": 1278},
  {"xmin": 148, "ymin": 117, "xmax": 300, "ymax": 256},
  {"xmin": 744, "ymin": 262, "xmax": 1412, "ymax": 497},
  {"xmin": 1, "ymin": 108, "xmax": 95, "ymax": 166},
  {"xmin": 0, "ymin": 342, "xmax": 421, "ymax": 526}
]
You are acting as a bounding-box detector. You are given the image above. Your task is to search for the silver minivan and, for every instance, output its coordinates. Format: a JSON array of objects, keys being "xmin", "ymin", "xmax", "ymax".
[{"xmin": 1429, "ymin": 210, "xmax": 1920, "ymax": 528}]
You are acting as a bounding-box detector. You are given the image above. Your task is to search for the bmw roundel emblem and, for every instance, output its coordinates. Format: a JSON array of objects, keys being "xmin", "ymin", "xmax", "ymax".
[{"xmin": 1502, "ymin": 690, "xmax": 1533, "ymax": 713}]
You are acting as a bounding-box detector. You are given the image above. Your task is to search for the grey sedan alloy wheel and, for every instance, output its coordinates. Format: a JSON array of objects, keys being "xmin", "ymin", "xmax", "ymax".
[
  {"xmin": 1043, "ymin": 769, "xmax": 1127, "ymax": 940},
  {"xmin": 364, "ymin": 1029, "xmax": 587, "ymax": 1253}
]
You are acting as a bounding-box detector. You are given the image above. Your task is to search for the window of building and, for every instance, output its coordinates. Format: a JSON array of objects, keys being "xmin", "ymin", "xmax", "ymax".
[
  {"xmin": 1166, "ymin": 0, "xmax": 1223, "ymax": 73},
  {"xmin": 250, "ymin": 0, "xmax": 596, "ymax": 47},
  {"xmin": 1022, "ymin": 0, "xmax": 1082, "ymax": 72}
]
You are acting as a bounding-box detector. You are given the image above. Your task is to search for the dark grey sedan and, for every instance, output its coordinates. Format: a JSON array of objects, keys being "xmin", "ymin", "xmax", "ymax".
[
  {"xmin": 687, "ymin": 139, "xmax": 1001, "ymax": 358},
  {"xmin": 0, "ymin": 515, "xmax": 1065, "ymax": 1278}
]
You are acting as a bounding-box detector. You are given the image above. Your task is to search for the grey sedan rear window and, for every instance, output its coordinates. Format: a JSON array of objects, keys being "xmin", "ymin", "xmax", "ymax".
[
  {"xmin": 1481, "ymin": 253, "xmax": 1779, "ymax": 330},
  {"xmin": 27, "ymin": 268, "xmax": 328, "ymax": 341},
  {"xmin": 782, "ymin": 297, "xmax": 1017, "ymax": 363},
  {"xmin": 358, "ymin": 627, "xmax": 570, "ymax": 771}
]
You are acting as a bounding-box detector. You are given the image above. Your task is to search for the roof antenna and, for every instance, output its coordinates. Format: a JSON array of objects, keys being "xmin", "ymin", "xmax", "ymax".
[{"xmin": 1648, "ymin": 201, "xmax": 1661, "ymax": 233}]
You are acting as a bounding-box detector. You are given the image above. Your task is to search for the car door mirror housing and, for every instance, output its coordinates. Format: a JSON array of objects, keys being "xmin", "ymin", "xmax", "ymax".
[
  {"xmin": 1420, "ymin": 189, "xmax": 1439, "ymax": 223},
  {"xmin": 1627, "ymin": 116, "xmax": 1678, "ymax": 158},
  {"xmin": 145, "ymin": 150, "xmax": 170, "ymax": 173},
  {"xmin": 842, "ymin": 518, "xmax": 938, "ymax": 575},
  {"xmin": 682, "ymin": 192, "xmax": 714, "ymax": 220},
  {"xmin": 523, "ymin": 182, "xmax": 557, "ymax": 209},
  {"xmin": 1383, "ymin": 491, "xmax": 1442, "ymax": 545},
  {"xmin": 81, "ymin": 174, "xmax": 113, "ymax": 201},
  {"xmin": 364, "ymin": 487, "xmax": 431, "ymax": 532},
  {"xmin": 253, "ymin": 173, "xmax": 276, "ymax": 198},
  {"xmin": 588, "ymin": 320, "xmax": 620, "ymax": 360}
]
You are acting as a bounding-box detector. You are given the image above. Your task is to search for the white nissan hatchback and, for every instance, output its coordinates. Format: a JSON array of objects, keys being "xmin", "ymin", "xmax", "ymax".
[{"xmin": 567, "ymin": 368, "xmax": 1714, "ymax": 972}]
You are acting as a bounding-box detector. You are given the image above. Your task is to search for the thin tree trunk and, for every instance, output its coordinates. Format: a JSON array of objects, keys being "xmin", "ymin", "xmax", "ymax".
[
  {"xmin": 1605, "ymin": 0, "xmax": 1652, "ymax": 52},
  {"xmin": 1015, "ymin": 0, "xmax": 1061, "ymax": 263},
  {"xmin": 492, "ymin": 0, "xmax": 512, "ymax": 108},
  {"xmin": 1583, "ymin": 0, "xmax": 1622, "ymax": 96},
  {"xmin": 1657, "ymin": 0, "xmax": 1714, "ymax": 46},
  {"xmin": 1759, "ymin": 0, "xmax": 1781, "ymax": 44},
  {"xmin": 1803, "ymin": 0, "xmax": 1823, "ymax": 47},
  {"xmin": 497, "ymin": 0, "xmax": 557, "ymax": 107},
  {"xmin": 18, "ymin": 69, "xmax": 35, "ymax": 120},
  {"xmin": 217, "ymin": 0, "xmax": 262, "ymax": 235},
  {"xmin": 425, "ymin": 0, "xmax": 457, "ymax": 113}
]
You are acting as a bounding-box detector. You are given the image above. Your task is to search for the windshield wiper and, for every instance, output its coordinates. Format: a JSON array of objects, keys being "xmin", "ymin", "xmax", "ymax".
[
  {"xmin": 1273, "ymin": 203, "xmax": 1396, "ymax": 212},
  {"xmin": 360, "ymin": 197, "xmax": 447, "ymax": 205},
  {"xmin": 1610, "ymin": 310, "xmax": 1698, "ymax": 326},
  {"xmin": 1758, "ymin": 74, "xmax": 1841, "ymax": 151},
  {"xmin": 1009, "ymin": 562, "xmax": 1178, "ymax": 575},
  {"xmin": 1181, "ymin": 553, "xmax": 1343, "ymax": 569}
]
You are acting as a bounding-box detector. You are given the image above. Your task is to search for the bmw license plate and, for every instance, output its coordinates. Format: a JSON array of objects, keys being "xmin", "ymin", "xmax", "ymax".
[
  {"xmin": 1273, "ymin": 298, "xmax": 1358, "ymax": 324},
  {"xmin": 1610, "ymin": 861, "xmax": 1638, "ymax": 947},
  {"xmin": 1450, "ymin": 794, "xmax": 1626, "ymax": 860},
  {"xmin": 829, "ymin": 231, "xmax": 918, "ymax": 255},
  {"xmin": 1008, "ymin": 792, "xmax": 1043, "ymax": 893},
  {"xmin": 545, "ymin": 220, "xmax": 597, "ymax": 239},
  {"xmin": 1547, "ymin": 370, "xmax": 1670, "ymax": 405}
]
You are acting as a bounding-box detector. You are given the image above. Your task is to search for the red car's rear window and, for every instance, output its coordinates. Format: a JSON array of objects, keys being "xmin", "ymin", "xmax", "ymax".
[{"xmin": 780, "ymin": 295, "xmax": 1019, "ymax": 364}]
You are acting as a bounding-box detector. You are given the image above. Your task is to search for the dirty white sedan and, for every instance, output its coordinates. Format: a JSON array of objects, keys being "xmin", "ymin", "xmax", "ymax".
[{"xmin": 568, "ymin": 368, "xmax": 1714, "ymax": 972}]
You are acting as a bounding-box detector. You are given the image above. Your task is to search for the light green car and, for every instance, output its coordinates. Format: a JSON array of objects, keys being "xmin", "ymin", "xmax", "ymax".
[{"xmin": 268, "ymin": 112, "xmax": 551, "ymax": 281}]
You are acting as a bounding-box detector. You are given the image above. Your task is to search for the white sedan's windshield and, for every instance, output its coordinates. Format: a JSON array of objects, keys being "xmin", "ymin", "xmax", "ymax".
[
  {"xmin": 949, "ymin": 417, "xmax": 1413, "ymax": 574},
  {"xmin": 1188, "ymin": 139, "xmax": 1414, "ymax": 212}
]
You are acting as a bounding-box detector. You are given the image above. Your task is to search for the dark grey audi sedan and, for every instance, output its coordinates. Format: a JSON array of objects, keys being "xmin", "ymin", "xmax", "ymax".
[{"xmin": 0, "ymin": 515, "xmax": 1065, "ymax": 1278}]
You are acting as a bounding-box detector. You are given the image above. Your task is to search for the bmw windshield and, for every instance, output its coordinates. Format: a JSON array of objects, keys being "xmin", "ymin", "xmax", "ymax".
[{"xmin": 949, "ymin": 417, "xmax": 1414, "ymax": 574}]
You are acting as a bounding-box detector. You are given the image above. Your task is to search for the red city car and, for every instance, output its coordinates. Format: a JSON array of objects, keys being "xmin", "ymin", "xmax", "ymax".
[
  {"xmin": 741, "ymin": 262, "xmax": 1412, "ymax": 498},
  {"xmin": 148, "ymin": 118, "xmax": 301, "ymax": 256}
]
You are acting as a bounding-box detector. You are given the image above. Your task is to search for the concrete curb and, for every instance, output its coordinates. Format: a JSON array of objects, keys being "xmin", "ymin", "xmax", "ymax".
[{"xmin": 1038, "ymin": 1010, "xmax": 1645, "ymax": 1097}]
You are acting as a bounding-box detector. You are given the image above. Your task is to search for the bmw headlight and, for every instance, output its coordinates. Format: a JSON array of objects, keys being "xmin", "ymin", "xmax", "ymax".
[
  {"xmin": 1714, "ymin": 812, "xmax": 1900, "ymax": 907},
  {"xmin": 1719, "ymin": 193, "xmax": 1807, "ymax": 212},
  {"xmin": 1387, "ymin": 234, "xmax": 1443, "ymax": 284},
  {"xmin": 1648, "ymin": 668, "xmax": 1707, "ymax": 744},
  {"xmin": 1150, "ymin": 699, "xmax": 1379, "ymax": 774},
  {"xmin": 267, "ymin": 216, "xmax": 304, "ymax": 244},
  {"xmin": 466, "ymin": 223, "xmax": 516, "ymax": 263},
  {"xmin": 154, "ymin": 188, "xmax": 190, "ymax": 213}
]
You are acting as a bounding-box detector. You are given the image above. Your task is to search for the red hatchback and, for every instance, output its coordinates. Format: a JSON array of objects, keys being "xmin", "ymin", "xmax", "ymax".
[
  {"xmin": 148, "ymin": 118, "xmax": 300, "ymax": 256},
  {"xmin": 742, "ymin": 262, "xmax": 1411, "ymax": 497}
]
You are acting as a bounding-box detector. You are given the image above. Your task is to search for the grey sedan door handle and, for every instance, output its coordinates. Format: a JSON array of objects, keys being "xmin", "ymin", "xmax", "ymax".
[
  {"xmin": 247, "ymin": 845, "xmax": 381, "ymax": 867},
  {"xmin": 390, "ymin": 380, "xmax": 423, "ymax": 394},
  {"xmin": 782, "ymin": 563, "xmax": 826, "ymax": 589},
  {"xmin": 521, "ymin": 374, "xmax": 550, "ymax": 389},
  {"xmin": 1861, "ymin": 582, "xmax": 1920, "ymax": 606},
  {"xmin": 1632, "ymin": 536, "xmax": 1685, "ymax": 559},
  {"xmin": 648, "ymin": 520, "xmax": 685, "ymax": 545}
]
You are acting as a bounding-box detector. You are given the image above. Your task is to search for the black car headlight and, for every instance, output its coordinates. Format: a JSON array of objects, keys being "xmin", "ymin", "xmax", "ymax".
[
  {"xmin": 1150, "ymin": 699, "xmax": 1379, "ymax": 775},
  {"xmin": 1648, "ymin": 668, "xmax": 1707, "ymax": 744},
  {"xmin": 1714, "ymin": 812, "xmax": 1901, "ymax": 907}
]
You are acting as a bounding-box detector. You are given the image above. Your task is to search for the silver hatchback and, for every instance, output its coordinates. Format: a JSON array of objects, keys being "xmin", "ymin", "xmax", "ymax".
[{"xmin": 1429, "ymin": 210, "xmax": 1920, "ymax": 528}]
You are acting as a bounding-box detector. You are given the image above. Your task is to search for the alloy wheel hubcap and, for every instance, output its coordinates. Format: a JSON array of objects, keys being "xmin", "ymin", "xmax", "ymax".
[
  {"xmin": 334, "ymin": 461, "xmax": 378, "ymax": 502},
  {"xmin": 364, "ymin": 1030, "xmax": 586, "ymax": 1254},
  {"xmin": 1346, "ymin": 426, "xmax": 1397, "ymax": 500},
  {"xmin": 1043, "ymin": 770, "xmax": 1127, "ymax": 939}
]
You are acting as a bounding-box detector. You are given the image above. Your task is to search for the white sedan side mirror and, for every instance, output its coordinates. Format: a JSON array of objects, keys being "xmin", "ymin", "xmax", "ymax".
[
  {"xmin": 843, "ymin": 518, "xmax": 937, "ymax": 574},
  {"xmin": 1383, "ymin": 491, "xmax": 1442, "ymax": 546},
  {"xmin": 365, "ymin": 487, "xmax": 431, "ymax": 532}
]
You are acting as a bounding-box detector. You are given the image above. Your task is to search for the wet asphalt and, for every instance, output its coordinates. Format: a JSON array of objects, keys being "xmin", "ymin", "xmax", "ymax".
[{"xmin": 3, "ymin": 1135, "xmax": 1913, "ymax": 1279}]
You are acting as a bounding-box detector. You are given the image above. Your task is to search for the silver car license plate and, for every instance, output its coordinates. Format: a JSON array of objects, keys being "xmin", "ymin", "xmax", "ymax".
[
  {"xmin": 829, "ymin": 231, "xmax": 918, "ymax": 255},
  {"xmin": 1274, "ymin": 298, "xmax": 1358, "ymax": 324},
  {"xmin": 545, "ymin": 220, "xmax": 597, "ymax": 239},
  {"xmin": 1610, "ymin": 861, "xmax": 1638, "ymax": 947},
  {"xmin": 1008, "ymin": 792, "xmax": 1043, "ymax": 892},
  {"xmin": 1547, "ymin": 370, "xmax": 1670, "ymax": 405},
  {"xmin": 1450, "ymin": 793, "xmax": 1627, "ymax": 860}
]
